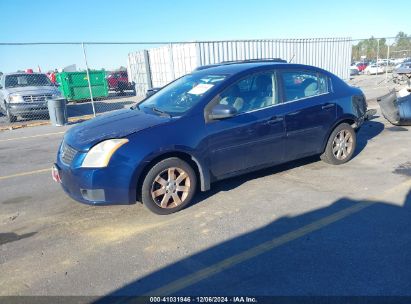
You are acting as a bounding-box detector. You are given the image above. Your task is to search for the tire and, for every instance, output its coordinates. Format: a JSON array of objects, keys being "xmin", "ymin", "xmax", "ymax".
[
  {"xmin": 321, "ymin": 123, "xmax": 356, "ymax": 165},
  {"xmin": 141, "ymin": 157, "xmax": 197, "ymax": 215},
  {"xmin": 118, "ymin": 82, "xmax": 126, "ymax": 95},
  {"xmin": 5, "ymin": 104, "xmax": 17, "ymax": 123},
  {"xmin": 131, "ymin": 82, "xmax": 136, "ymax": 95}
]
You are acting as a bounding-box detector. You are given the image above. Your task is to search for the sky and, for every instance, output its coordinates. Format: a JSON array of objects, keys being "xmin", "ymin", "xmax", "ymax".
[{"xmin": 0, "ymin": 0, "xmax": 410, "ymax": 73}]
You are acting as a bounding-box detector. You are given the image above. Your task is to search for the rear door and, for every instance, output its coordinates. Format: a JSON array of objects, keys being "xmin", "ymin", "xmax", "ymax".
[{"xmin": 279, "ymin": 69, "xmax": 336, "ymax": 161}]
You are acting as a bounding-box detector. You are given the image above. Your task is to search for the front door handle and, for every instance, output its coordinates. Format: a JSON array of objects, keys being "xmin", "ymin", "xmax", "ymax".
[
  {"xmin": 322, "ymin": 103, "xmax": 335, "ymax": 110},
  {"xmin": 264, "ymin": 116, "xmax": 284, "ymax": 125}
]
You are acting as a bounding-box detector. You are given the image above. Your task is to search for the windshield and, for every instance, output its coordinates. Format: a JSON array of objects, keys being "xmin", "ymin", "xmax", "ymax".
[
  {"xmin": 5, "ymin": 74, "xmax": 53, "ymax": 88},
  {"xmin": 139, "ymin": 73, "xmax": 227, "ymax": 116}
]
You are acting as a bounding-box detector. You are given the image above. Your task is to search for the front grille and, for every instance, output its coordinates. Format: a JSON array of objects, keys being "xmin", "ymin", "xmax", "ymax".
[
  {"xmin": 22, "ymin": 94, "xmax": 53, "ymax": 102},
  {"xmin": 60, "ymin": 141, "xmax": 77, "ymax": 165}
]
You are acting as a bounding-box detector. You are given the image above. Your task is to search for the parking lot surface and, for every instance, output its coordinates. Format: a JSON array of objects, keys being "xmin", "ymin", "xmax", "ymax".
[{"xmin": 1, "ymin": 77, "xmax": 411, "ymax": 297}]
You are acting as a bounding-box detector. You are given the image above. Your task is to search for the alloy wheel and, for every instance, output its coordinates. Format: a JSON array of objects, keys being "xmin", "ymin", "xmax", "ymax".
[
  {"xmin": 151, "ymin": 167, "xmax": 191, "ymax": 208},
  {"xmin": 332, "ymin": 129, "xmax": 353, "ymax": 160}
]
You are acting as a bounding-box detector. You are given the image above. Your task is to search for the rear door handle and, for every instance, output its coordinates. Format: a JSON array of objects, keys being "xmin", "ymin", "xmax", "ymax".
[
  {"xmin": 322, "ymin": 103, "xmax": 335, "ymax": 110},
  {"xmin": 288, "ymin": 111, "xmax": 301, "ymax": 116}
]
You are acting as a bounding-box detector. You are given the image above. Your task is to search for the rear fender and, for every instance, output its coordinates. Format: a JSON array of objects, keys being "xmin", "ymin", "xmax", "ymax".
[{"xmin": 321, "ymin": 114, "xmax": 357, "ymax": 153}]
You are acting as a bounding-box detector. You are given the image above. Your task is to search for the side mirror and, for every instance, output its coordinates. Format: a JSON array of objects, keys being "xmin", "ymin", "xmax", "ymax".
[
  {"xmin": 146, "ymin": 87, "xmax": 161, "ymax": 98},
  {"xmin": 209, "ymin": 104, "xmax": 237, "ymax": 120}
]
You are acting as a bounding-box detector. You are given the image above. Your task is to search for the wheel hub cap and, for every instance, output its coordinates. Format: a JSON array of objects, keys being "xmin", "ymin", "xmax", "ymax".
[{"xmin": 166, "ymin": 182, "xmax": 176, "ymax": 193}]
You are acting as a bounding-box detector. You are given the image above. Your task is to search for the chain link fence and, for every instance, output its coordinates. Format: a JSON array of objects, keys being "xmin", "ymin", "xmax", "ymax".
[
  {"xmin": 0, "ymin": 43, "xmax": 146, "ymax": 129},
  {"xmin": 350, "ymin": 36, "xmax": 411, "ymax": 83},
  {"xmin": 1, "ymin": 36, "xmax": 410, "ymax": 130}
]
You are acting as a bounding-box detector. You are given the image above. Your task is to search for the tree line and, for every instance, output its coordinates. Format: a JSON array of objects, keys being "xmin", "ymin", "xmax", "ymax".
[{"xmin": 352, "ymin": 32, "xmax": 411, "ymax": 61}]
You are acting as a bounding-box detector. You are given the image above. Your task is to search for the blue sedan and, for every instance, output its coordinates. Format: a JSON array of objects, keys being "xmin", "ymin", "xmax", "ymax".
[{"xmin": 52, "ymin": 60, "xmax": 368, "ymax": 214}]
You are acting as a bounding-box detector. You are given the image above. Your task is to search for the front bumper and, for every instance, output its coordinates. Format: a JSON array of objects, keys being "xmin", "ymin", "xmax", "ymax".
[
  {"xmin": 53, "ymin": 160, "xmax": 135, "ymax": 206},
  {"xmin": 9, "ymin": 103, "xmax": 48, "ymax": 116}
]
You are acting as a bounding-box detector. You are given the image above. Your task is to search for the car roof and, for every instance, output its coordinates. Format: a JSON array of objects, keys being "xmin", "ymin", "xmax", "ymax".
[{"xmin": 192, "ymin": 61, "xmax": 327, "ymax": 76}]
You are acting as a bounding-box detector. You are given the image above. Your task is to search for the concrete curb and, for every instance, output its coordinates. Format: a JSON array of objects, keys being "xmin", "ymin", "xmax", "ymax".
[{"xmin": 0, "ymin": 114, "xmax": 95, "ymax": 132}]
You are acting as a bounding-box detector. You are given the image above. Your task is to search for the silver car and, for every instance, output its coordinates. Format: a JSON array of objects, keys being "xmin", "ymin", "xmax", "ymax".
[{"xmin": 0, "ymin": 72, "xmax": 61, "ymax": 122}]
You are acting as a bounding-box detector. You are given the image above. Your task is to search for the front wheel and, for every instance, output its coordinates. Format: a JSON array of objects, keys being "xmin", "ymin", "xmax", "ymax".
[
  {"xmin": 141, "ymin": 157, "xmax": 197, "ymax": 215},
  {"xmin": 5, "ymin": 104, "xmax": 17, "ymax": 123},
  {"xmin": 321, "ymin": 123, "xmax": 356, "ymax": 165}
]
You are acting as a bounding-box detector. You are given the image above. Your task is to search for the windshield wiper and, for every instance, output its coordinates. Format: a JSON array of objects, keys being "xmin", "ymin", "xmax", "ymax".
[{"xmin": 150, "ymin": 106, "xmax": 172, "ymax": 118}]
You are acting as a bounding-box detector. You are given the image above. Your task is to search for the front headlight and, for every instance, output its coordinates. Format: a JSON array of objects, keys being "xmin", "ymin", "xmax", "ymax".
[
  {"xmin": 81, "ymin": 139, "xmax": 129, "ymax": 168},
  {"xmin": 8, "ymin": 94, "xmax": 24, "ymax": 103}
]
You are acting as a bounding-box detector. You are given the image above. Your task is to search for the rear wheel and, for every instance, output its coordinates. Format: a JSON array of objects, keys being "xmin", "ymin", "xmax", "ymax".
[
  {"xmin": 141, "ymin": 157, "xmax": 197, "ymax": 215},
  {"xmin": 321, "ymin": 123, "xmax": 356, "ymax": 165}
]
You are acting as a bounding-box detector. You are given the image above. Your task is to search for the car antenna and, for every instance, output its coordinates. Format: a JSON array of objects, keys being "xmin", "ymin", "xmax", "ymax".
[{"xmin": 289, "ymin": 54, "xmax": 295, "ymax": 63}]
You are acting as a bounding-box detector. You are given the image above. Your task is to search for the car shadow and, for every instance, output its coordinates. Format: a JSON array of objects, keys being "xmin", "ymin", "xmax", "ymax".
[
  {"xmin": 353, "ymin": 119, "xmax": 385, "ymax": 157},
  {"xmin": 94, "ymin": 189, "xmax": 411, "ymax": 300},
  {"xmin": 192, "ymin": 156, "xmax": 319, "ymax": 207}
]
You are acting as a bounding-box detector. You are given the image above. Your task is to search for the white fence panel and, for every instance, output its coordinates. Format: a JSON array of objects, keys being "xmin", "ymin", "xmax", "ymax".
[
  {"xmin": 127, "ymin": 50, "xmax": 151, "ymax": 97},
  {"xmin": 171, "ymin": 43, "xmax": 198, "ymax": 79},
  {"xmin": 149, "ymin": 46, "xmax": 174, "ymax": 88},
  {"xmin": 128, "ymin": 38, "xmax": 352, "ymax": 96}
]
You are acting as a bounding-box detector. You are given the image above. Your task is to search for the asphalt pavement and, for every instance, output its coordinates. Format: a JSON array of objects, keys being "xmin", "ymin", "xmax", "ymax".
[{"xmin": 1, "ymin": 107, "xmax": 411, "ymax": 297}]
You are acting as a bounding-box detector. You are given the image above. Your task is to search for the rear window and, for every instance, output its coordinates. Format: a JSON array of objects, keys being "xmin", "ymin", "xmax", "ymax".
[{"xmin": 282, "ymin": 70, "xmax": 329, "ymax": 102}]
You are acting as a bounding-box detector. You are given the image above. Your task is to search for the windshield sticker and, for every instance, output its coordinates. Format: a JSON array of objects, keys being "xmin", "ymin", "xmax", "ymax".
[{"xmin": 188, "ymin": 83, "xmax": 214, "ymax": 95}]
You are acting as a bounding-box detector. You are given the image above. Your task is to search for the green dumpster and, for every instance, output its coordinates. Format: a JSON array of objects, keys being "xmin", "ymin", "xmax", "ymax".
[{"xmin": 56, "ymin": 71, "xmax": 108, "ymax": 102}]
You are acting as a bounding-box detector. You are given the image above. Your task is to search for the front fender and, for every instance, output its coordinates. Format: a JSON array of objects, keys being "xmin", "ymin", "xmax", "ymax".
[{"xmin": 127, "ymin": 147, "xmax": 211, "ymax": 203}]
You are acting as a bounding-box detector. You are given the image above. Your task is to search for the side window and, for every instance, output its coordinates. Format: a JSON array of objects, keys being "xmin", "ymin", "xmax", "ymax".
[
  {"xmin": 236, "ymin": 77, "xmax": 252, "ymax": 92},
  {"xmin": 217, "ymin": 72, "xmax": 278, "ymax": 114},
  {"xmin": 282, "ymin": 70, "xmax": 329, "ymax": 102}
]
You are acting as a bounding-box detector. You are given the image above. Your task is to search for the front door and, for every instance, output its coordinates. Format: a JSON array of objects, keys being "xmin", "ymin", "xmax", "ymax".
[{"xmin": 205, "ymin": 71, "xmax": 287, "ymax": 178}]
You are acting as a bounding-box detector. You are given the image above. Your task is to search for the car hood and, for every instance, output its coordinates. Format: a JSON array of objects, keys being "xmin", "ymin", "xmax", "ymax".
[
  {"xmin": 5, "ymin": 86, "xmax": 60, "ymax": 95},
  {"xmin": 64, "ymin": 108, "xmax": 172, "ymax": 151}
]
